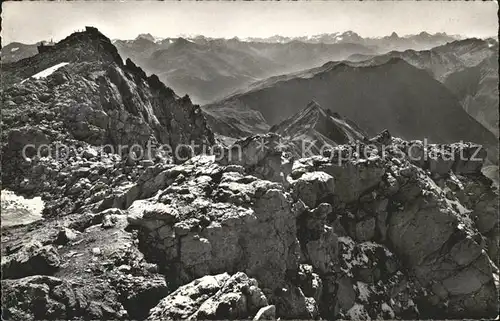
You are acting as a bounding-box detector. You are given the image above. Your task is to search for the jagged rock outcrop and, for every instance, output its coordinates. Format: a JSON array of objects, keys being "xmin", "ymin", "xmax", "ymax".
[
  {"xmin": 129, "ymin": 133, "xmax": 497, "ymax": 319},
  {"xmin": 288, "ymin": 135, "xmax": 498, "ymax": 318},
  {"xmin": 127, "ymin": 155, "xmax": 301, "ymax": 291}
]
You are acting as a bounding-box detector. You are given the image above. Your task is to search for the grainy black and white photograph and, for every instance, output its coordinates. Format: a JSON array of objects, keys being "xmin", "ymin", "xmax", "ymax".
[{"xmin": 0, "ymin": 1, "xmax": 499, "ymax": 320}]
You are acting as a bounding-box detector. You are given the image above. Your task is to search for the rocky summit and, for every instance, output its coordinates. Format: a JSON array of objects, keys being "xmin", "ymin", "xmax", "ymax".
[{"xmin": 1, "ymin": 26, "xmax": 499, "ymax": 321}]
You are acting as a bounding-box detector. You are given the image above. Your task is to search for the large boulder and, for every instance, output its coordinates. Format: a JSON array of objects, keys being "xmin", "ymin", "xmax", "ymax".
[
  {"xmin": 291, "ymin": 152, "xmax": 385, "ymax": 203},
  {"xmin": 148, "ymin": 272, "xmax": 269, "ymax": 320},
  {"xmin": 218, "ymin": 133, "xmax": 293, "ymax": 183},
  {"xmin": 291, "ymin": 172, "xmax": 335, "ymax": 208}
]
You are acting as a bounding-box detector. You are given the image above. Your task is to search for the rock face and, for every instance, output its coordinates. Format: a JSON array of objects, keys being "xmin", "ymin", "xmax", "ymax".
[{"xmin": 286, "ymin": 137, "xmax": 499, "ymax": 319}]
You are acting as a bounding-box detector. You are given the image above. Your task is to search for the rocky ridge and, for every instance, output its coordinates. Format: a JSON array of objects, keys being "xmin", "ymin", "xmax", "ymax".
[{"xmin": 1, "ymin": 27, "xmax": 215, "ymax": 193}]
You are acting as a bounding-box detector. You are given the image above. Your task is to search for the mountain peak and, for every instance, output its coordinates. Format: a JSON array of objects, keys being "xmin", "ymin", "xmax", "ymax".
[
  {"xmin": 136, "ymin": 33, "xmax": 156, "ymax": 42},
  {"xmin": 2, "ymin": 26, "xmax": 124, "ymax": 81},
  {"xmin": 302, "ymin": 100, "xmax": 329, "ymax": 118},
  {"xmin": 418, "ymin": 31, "xmax": 431, "ymax": 38},
  {"xmin": 341, "ymin": 31, "xmax": 363, "ymax": 41},
  {"xmin": 175, "ymin": 37, "xmax": 193, "ymax": 45},
  {"xmin": 305, "ymin": 100, "xmax": 322, "ymax": 110},
  {"xmin": 270, "ymin": 101, "xmax": 366, "ymax": 152}
]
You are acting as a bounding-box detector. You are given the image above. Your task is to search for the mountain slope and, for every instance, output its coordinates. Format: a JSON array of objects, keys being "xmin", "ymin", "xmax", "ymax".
[
  {"xmin": 206, "ymin": 58, "xmax": 498, "ymax": 161},
  {"xmin": 347, "ymin": 38, "xmax": 499, "ymax": 137},
  {"xmin": 444, "ymin": 53, "xmax": 499, "ymax": 137},
  {"xmin": 202, "ymin": 101, "xmax": 270, "ymax": 142}
]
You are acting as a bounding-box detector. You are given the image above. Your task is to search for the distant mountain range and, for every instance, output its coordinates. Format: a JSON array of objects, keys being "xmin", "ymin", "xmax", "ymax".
[
  {"xmin": 244, "ymin": 31, "xmax": 461, "ymax": 50},
  {"xmin": 2, "ymin": 31, "xmax": 461, "ymax": 104},
  {"xmin": 2, "ymin": 31, "xmax": 496, "ymax": 150},
  {"xmin": 124, "ymin": 31, "xmax": 461, "ymax": 50},
  {"xmin": 112, "ymin": 36, "xmax": 378, "ymax": 103}
]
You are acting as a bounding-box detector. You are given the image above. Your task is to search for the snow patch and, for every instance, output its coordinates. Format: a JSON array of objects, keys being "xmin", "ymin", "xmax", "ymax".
[
  {"xmin": 21, "ymin": 62, "xmax": 69, "ymax": 83},
  {"xmin": 154, "ymin": 36, "xmax": 165, "ymax": 43},
  {"xmin": 32, "ymin": 62, "xmax": 70, "ymax": 79},
  {"xmin": 11, "ymin": 47, "xmax": 19, "ymax": 52},
  {"xmin": 1, "ymin": 189, "xmax": 44, "ymax": 227}
]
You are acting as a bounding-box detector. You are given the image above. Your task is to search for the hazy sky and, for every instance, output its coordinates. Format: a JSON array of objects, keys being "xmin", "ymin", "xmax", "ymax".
[{"xmin": 2, "ymin": 1, "xmax": 498, "ymax": 44}]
